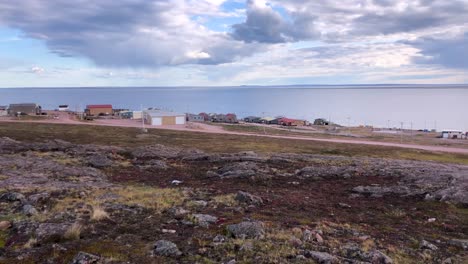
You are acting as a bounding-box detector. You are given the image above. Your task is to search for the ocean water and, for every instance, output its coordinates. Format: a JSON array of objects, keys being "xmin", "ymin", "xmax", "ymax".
[{"xmin": 1, "ymin": 86, "xmax": 467, "ymax": 131}]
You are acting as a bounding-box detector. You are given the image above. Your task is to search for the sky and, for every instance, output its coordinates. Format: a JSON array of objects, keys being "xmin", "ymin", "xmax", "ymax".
[{"xmin": 0, "ymin": 0, "xmax": 468, "ymax": 87}]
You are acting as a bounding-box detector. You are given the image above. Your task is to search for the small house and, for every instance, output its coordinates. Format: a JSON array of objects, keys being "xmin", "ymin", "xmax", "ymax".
[
  {"xmin": 441, "ymin": 130, "xmax": 466, "ymax": 139},
  {"xmin": 186, "ymin": 113, "xmax": 205, "ymax": 122},
  {"xmin": 212, "ymin": 114, "xmax": 227, "ymax": 123},
  {"xmin": 143, "ymin": 110, "xmax": 185, "ymax": 126},
  {"xmin": 277, "ymin": 118, "xmax": 298, "ymax": 126},
  {"xmin": 244, "ymin": 116, "xmax": 261, "ymax": 123},
  {"xmin": 260, "ymin": 117, "xmax": 275, "ymax": 124},
  {"xmin": 58, "ymin": 105, "xmax": 69, "ymax": 111},
  {"xmin": 119, "ymin": 111, "xmax": 133, "ymax": 119},
  {"xmin": 0, "ymin": 106, "xmax": 8, "ymax": 116},
  {"xmin": 8, "ymin": 103, "xmax": 42, "ymax": 116},
  {"xmin": 226, "ymin": 113, "xmax": 238, "ymax": 123},
  {"xmin": 85, "ymin": 104, "xmax": 113, "ymax": 116},
  {"xmin": 314, "ymin": 118, "xmax": 330, "ymax": 126},
  {"xmin": 199, "ymin": 112, "xmax": 210, "ymax": 122}
]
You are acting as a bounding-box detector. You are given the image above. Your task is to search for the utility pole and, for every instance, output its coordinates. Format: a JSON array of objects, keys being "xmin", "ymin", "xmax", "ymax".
[
  {"xmin": 141, "ymin": 104, "xmax": 147, "ymax": 133},
  {"xmin": 400, "ymin": 122, "xmax": 404, "ymax": 143},
  {"xmin": 387, "ymin": 120, "xmax": 390, "ymax": 129}
]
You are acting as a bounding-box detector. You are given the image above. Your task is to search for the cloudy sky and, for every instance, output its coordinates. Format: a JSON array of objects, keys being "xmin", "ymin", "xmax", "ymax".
[{"xmin": 0, "ymin": 0, "xmax": 467, "ymax": 87}]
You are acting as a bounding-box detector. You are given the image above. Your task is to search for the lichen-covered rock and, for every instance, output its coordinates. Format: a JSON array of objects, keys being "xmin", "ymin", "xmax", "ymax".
[
  {"xmin": 36, "ymin": 223, "xmax": 70, "ymax": 242},
  {"xmin": 226, "ymin": 221, "xmax": 265, "ymax": 239},
  {"xmin": 192, "ymin": 214, "xmax": 217, "ymax": 228},
  {"xmin": 21, "ymin": 204, "xmax": 38, "ymax": 216},
  {"xmin": 87, "ymin": 154, "xmax": 113, "ymax": 168},
  {"xmin": 366, "ymin": 250, "xmax": 393, "ymax": 264},
  {"xmin": 132, "ymin": 144, "xmax": 181, "ymax": 159},
  {"xmin": 448, "ymin": 239, "xmax": 468, "ymax": 250},
  {"xmin": 235, "ymin": 191, "xmax": 263, "ymax": 206},
  {"xmin": 69, "ymin": 252, "xmax": 101, "ymax": 264},
  {"xmin": 0, "ymin": 192, "xmax": 26, "ymax": 203},
  {"xmin": 304, "ymin": 251, "xmax": 338, "ymax": 264},
  {"xmin": 153, "ymin": 240, "xmax": 182, "ymax": 257}
]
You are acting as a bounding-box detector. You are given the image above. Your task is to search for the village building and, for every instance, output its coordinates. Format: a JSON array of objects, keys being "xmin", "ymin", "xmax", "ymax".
[
  {"xmin": 276, "ymin": 117, "xmax": 304, "ymax": 126},
  {"xmin": 119, "ymin": 111, "xmax": 133, "ymax": 119},
  {"xmin": 186, "ymin": 113, "xmax": 205, "ymax": 122},
  {"xmin": 199, "ymin": 112, "xmax": 210, "ymax": 122},
  {"xmin": 226, "ymin": 113, "xmax": 238, "ymax": 123},
  {"xmin": 85, "ymin": 104, "xmax": 113, "ymax": 116},
  {"xmin": 8, "ymin": 103, "xmax": 42, "ymax": 116},
  {"xmin": 314, "ymin": 118, "xmax": 330, "ymax": 126},
  {"xmin": 441, "ymin": 130, "xmax": 466, "ymax": 139},
  {"xmin": 0, "ymin": 106, "xmax": 8, "ymax": 116},
  {"xmin": 143, "ymin": 110, "xmax": 185, "ymax": 126},
  {"xmin": 244, "ymin": 116, "xmax": 261, "ymax": 123},
  {"xmin": 260, "ymin": 117, "xmax": 275, "ymax": 124},
  {"xmin": 132, "ymin": 111, "xmax": 142, "ymax": 119},
  {"xmin": 58, "ymin": 105, "xmax": 69, "ymax": 111},
  {"xmin": 211, "ymin": 114, "xmax": 227, "ymax": 122}
]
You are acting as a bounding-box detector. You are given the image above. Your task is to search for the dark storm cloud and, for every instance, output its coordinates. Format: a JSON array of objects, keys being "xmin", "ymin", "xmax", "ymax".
[
  {"xmin": 231, "ymin": 0, "xmax": 319, "ymax": 43},
  {"xmin": 409, "ymin": 33, "xmax": 468, "ymax": 69}
]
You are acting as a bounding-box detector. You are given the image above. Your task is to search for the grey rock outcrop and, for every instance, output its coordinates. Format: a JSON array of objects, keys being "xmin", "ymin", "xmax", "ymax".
[
  {"xmin": 153, "ymin": 240, "xmax": 182, "ymax": 257},
  {"xmin": 226, "ymin": 221, "xmax": 265, "ymax": 239}
]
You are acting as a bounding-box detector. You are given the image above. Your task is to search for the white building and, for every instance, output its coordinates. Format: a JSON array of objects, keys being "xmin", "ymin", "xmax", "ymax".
[
  {"xmin": 132, "ymin": 111, "xmax": 142, "ymax": 119},
  {"xmin": 441, "ymin": 130, "xmax": 466, "ymax": 139},
  {"xmin": 0, "ymin": 106, "xmax": 7, "ymax": 116},
  {"xmin": 143, "ymin": 110, "xmax": 185, "ymax": 126}
]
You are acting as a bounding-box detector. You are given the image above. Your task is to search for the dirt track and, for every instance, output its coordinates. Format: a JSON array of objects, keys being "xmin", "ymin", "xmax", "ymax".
[{"xmin": 1, "ymin": 113, "xmax": 468, "ymax": 155}]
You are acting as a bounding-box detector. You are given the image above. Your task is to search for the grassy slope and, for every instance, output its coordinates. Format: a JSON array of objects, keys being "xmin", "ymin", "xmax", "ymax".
[{"xmin": 1, "ymin": 122, "xmax": 467, "ymax": 165}]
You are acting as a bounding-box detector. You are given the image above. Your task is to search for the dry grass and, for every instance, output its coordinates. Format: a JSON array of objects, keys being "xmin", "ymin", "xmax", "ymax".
[
  {"xmin": 1, "ymin": 122, "xmax": 467, "ymax": 165},
  {"xmin": 112, "ymin": 186, "xmax": 187, "ymax": 211},
  {"xmin": 211, "ymin": 194, "xmax": 238, "ymax": 207},
  {"xmin": 64, "ymin": 223, "xmax": 82, "ymax": 240},
  {"xmin": 91, "ymin": 206, "xmax": 110, "ymax": 221},
  {"xmin": 23, "ymin": 238, "xmax": 38, "ymax": 249}
]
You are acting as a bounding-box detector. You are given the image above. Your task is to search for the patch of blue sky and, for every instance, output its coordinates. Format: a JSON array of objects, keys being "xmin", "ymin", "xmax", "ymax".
[{"xmin": 0, "ymin": 27, "xmax": 90, "ymax": 69}]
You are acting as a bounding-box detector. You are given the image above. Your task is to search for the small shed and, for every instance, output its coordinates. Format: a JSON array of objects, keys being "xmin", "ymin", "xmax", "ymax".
[
  {"xmin": 8, "ymin": 103, "xmax": 42, "ymax": 116},
  {"xmin": 0, "ymin": 106, "xmax": 8, "ymax": 116},
  {"xmin": 85, "ymin": 104, "xmax": 113, "ymax": 116},
  {"xmin": 144, "ymin": 110, "xmax": 185, "ymax": 126},
  {"xmin": 186, "ymin": 113, "xmax": 205, "ymax": 122},
  {"xmin": 441, "ymin": 130, "xmax": 465, "ymax": 139},
  {"xmin": 132, "ymin": 111, "xmax": 142, "ymax": 119}
]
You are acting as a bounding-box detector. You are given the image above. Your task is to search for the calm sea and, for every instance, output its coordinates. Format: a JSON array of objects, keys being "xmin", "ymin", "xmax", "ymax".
[{"xmin": 1, "ymin": 85, "xmax": 467, "ymax": 131}]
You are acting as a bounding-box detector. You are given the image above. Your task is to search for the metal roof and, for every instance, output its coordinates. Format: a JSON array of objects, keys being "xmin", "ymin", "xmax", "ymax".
[
  {"xmin": 87, "ymin": 104, "xmax": 112, "ymax": 109},
  {"xmin": 144, "ymin": 110, "xmax": 185, "ymax": 117}
]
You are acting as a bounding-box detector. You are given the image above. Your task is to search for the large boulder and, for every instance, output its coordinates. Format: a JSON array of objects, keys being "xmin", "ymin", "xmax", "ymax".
[
  {"xmin": 192, "ymin": 214, "xmax": 218, "ymax": 228},
  {"xmin": 87, "ymin": 154, "xmax": 113, "ymax": 168},
  {"xmin": 212, "ymin": 162, "xmax": 259, "ymax": 179},
  {"xmin": 0, "ymin": 192, "xmax": 26, "ymax": 203},
  {"xmin": 226, "ymin": 221, "xmax": 265, "ymax": 239},
  {"xmin": 235, "ymin": 191, "xmax": 263, "ymax": 206},
  {"xmin": 36, "ymin": 223, "xmax": 70, "ymax": 242},
  {"xmin": 153, "ymin": 240, "xmax": 182, "ymax": 257}
]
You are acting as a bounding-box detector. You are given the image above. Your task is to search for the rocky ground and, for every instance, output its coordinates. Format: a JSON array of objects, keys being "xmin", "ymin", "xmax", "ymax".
[{"xmin": 0, "ymin": 137, "xmax": 467, "ymax": 263}]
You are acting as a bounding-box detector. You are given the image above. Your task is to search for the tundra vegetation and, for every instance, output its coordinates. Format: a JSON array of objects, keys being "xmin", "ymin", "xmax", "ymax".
[{"xmin": 0, "ymin": 123, "xmax": 467, "ymax": 263}]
